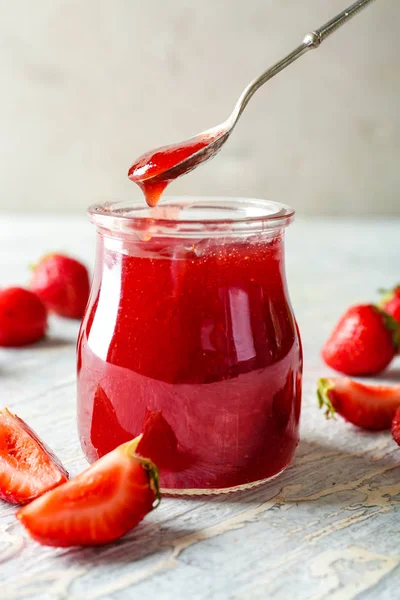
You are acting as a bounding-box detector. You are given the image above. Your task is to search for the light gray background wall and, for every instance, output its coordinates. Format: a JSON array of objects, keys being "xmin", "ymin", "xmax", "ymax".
[{"xmin": 1, "ymin": 0, "xmax": 398, "ymax": 215}]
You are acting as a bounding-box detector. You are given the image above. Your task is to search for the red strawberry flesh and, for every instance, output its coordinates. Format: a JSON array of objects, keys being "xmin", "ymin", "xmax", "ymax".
[
  {"xmin": 17, "ymin": 440, "xmax": 160, "ymax": 547},
  {"xmin": 317, "ymin": 377, "xmax": 400, "ymax": 430},
  {"xmin": 0, "ymin": 408, "xmax": 68, "ymax": 504}
]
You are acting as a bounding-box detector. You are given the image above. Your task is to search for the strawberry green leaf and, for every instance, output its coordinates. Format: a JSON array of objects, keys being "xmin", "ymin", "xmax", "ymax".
[
  {"xmin": 317, "ymin": 378, "xmax": 336, "ymax": 420},
  {"xmin": 374, "ymin": 306, "xmax": 400, "ymax": 350}
]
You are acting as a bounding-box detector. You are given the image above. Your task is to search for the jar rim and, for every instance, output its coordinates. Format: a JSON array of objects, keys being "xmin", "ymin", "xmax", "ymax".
[{"xmin": 88, "ymin": 196, "xmax": 295, "ymax": 238}]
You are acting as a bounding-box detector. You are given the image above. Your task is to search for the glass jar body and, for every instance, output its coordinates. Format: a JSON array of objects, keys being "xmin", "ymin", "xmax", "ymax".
[{"xmin": 77, "ymin": 199, "xmax": 302, "ymax": 493}]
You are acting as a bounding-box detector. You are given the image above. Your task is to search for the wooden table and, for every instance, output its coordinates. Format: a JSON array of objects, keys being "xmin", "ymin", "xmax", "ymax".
[{"xmin": 0, "ymin": 215, "xmax": 399, "ymax": 600}]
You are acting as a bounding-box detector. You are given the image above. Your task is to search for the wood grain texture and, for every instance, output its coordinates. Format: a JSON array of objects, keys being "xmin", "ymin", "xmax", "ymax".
[{"xmin": 0, "ymin": 215, "xmax": 399, "ymax": 599}]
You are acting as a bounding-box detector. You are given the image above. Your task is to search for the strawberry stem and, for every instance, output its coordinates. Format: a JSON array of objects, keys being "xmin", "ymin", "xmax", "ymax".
[
  {"xmin": 316, "ymin": 378, "xmax": 336, "ymax": 420},
  {"xmin": 139, "ymin": 458, "xmax": 161, "ymax": 508},
  {"xmin": 120, "ymin": 436, "xmax": 161, "ymax": 507},
  {"xmin": 374, "ymin": 306, "xmax": 400, "ymax": 350},
  {"xmin": 377, "ymin": 284, "xmax": 400, "ymax": 296}
]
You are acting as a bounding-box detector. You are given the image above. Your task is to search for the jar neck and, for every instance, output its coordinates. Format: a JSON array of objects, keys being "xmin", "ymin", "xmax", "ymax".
[
  {"xmin": 89, "ymin": 197, "xmax": 294, "ymax": 241},
  {"xmin": 97, "ymin": 227, "xmax": 286, "ymax": 260}
]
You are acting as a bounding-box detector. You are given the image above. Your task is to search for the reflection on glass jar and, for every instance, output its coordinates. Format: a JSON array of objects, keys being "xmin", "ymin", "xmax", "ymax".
[{"xmin": 77, "ymin": 197, "xmax": 303, "ymax": 494}]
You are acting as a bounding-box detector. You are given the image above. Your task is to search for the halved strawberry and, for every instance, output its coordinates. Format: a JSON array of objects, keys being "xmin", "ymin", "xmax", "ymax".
[
  {"xmin": 17, "ymin": 439, "xmax": 160, "ymax": 547},
  {"xmin": 392, "ymin": 407, "xmax": 400, "ymax": 446},
  {"xmin": 0, "ymin": 408, "xmax": 68, "ymax": 504},
  {"xmin": 317, "ymin": 377, "xmax": 400, "ymax": 430}
]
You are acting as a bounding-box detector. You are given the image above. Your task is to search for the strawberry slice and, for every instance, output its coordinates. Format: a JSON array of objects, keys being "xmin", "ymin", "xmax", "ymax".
[
  {"xmin": 392, "ymin": 407, "xmax": 400, "ymax": 446},
  {"xmin": 17, "ymin": 439, "xmax": 160, "ymax": 547},
  {"xmin": 317, "ymin": 377, "xmax": 400, "ymax": 430},
  {"xmin": 0, "ymin": 408, "xmax": 68, "ymax": 504}
]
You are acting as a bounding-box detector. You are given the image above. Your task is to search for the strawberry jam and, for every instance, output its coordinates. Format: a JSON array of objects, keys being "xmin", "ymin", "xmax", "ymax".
[
  {"xmin": 77, "ymin": 198, "xmax": 302, "ymax": 493},
  {"xmin": 127, "ymin": 133, "xmax": 222, "ymax": 207}
]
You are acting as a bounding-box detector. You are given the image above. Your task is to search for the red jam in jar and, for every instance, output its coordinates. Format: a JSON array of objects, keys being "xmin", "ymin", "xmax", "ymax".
[{"xmin": 77, "ymin": 197, "xmax": 302, "ymax": 493}]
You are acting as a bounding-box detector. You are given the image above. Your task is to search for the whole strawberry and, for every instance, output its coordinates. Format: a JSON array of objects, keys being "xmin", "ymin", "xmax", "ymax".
[
  {"xmin": 322, "ymin": 304, "xmax": 398, "ymax": 376},
  {"xmin": 0, "ymin": 287, "xmax": 48, "ymax": 347},
  {"xmin": 31, "ymin": 254, "xmax": 90, "ymax": 319},
  {"xmin": 379, "ymin": 285, "xmax": 400, "ymax": 323}
]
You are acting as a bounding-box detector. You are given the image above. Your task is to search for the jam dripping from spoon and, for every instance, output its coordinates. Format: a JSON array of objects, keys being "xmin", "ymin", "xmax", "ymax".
[{"xmin": 127, "ymin": 129, "xmax": 228, "ymax": 207}]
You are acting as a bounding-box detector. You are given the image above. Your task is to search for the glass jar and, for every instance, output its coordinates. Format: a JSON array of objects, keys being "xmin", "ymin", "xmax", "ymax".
[{"xmin": 77, "ymin": 197, "xmax": 302, "ymax": 494}]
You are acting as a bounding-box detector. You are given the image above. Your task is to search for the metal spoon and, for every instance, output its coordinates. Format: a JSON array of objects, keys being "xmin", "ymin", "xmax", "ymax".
[{"xmin": 129, "ymin": 0, "xmax": 377, "ymax": 192}]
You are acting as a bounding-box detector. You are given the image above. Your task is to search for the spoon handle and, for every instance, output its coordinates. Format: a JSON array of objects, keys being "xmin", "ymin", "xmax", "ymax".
[
  {"xmin": 315, "ymin": 0, "xmax": 377, "ymax": 43},
  {"xmin": 231, "ymin": 0, "xmax": 377, "ymax": 124}
]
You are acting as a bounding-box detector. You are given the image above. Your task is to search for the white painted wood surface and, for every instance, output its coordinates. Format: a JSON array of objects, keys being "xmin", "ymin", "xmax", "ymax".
[{"xmin": 0, "ymin": 215, "xmax": 399, "ymax": 600}]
